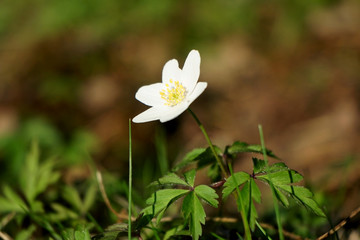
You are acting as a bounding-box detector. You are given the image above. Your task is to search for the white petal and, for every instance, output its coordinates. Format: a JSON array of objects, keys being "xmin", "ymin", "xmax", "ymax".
[
  {"xmin": 162, "ymin": 59, "xmax": 181, "ymax": 84},
  {"xmin": 132, "ymin": 107, "xmax": 162, "ymax": 123},
  {"xmin": 181, "ymin": 50, "xmax": 200, "ymax": 92},
  {"xmin": 135, "ymin": 83, "xmax": 164, "ymax": 106},
  {"xmin": 159, "ymin": 104, "xmax": 189, "ymax": 122},
  {"xmin": 185, "ymin": 82, "xmax": 207, "ymax": 104}
]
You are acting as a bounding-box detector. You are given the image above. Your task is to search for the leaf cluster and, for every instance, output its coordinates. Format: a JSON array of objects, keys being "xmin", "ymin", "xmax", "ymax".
[
  {"xmin": 0, "ymin": 141, "xmax": 98, "ymax": 239},
  {"xmin": 133, "ymin": 140, "xmax": 325, "ymax": 239}
]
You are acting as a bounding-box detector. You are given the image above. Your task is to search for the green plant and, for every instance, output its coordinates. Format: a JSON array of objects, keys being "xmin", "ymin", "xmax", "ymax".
[{"xmin": 93, "ymin": 49, "xmax": 326, "ymax": 240}]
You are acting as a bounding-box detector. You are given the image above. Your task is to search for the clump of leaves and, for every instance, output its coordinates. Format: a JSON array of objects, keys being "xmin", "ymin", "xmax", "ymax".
[
  {"xmin": 0, "ymin": 141, "xmax": 98, "ymax": 239},
  {"xmin": 141, "ymin": 169, "xmax": 218, "ymax": 240},
  {"xmin": 103, "ymin": 140, "xmax": 325, "ymax": 240}
]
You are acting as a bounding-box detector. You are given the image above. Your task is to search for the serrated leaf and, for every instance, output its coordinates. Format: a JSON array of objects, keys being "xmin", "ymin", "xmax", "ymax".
[
  {"xmin": 149, "ymin": 173, "xmax": 189, "ymax": 188},
  {"xmin": 184, "ymin": 169, "xmax": 196, "ymax": 187},
  {"xmin": 182, "ymin": 191, "xmax": 206, "ymax": 240},
  {"xmin": 278, "ymin": 185, "xmax": 325, "ymax": 217},
  {"xmin": 172, "ymin": 148, "xmax": 206, "ymax": 172},
  {"xmin": 252, "ymin": 157, "xmax": 267, "ymax": 174},
  {"xmin": 257, "ymin": 169, "xmax": 303, "ymax": 185},
  {"xmin": 194, "ymin": 185, "xmax": 219, "ymax": 207},
  {"xmin": 273, "ymin": 187, "xmax": 290, "ymax": 207},
  {"xmin": 227, "ymin": 141, "xmax": 278, "ymax": 159},
  {"xmin": 266, "ymin": 162, "xmax": 287, "ymax": 172},
  {"xmin": 257, "ymin": 162, "xmax": 325, "ymax": 217},
  {"xmin": 222, "ymin": 172, "xmax": 250, "ymax": 199},
  {"xmin": 142, "ymin": 189, "xmax": 189, "ymax": 217},
  {"xmin": 240, "ymin": 179, "xmax": 261, "ymax": 231}
]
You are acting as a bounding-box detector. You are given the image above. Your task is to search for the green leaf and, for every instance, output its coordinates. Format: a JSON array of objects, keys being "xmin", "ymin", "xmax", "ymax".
[
  {"xmin": 28, "ymin": 212, "xmax": 62, "ymax": 240},
  {"xmin": 49, "ymin": 203, "xmax": 78, "ymax": 222},
  {"xmin": 172, "ymin": 147, "xmax": 223, "ymax": 172},
  {"xmin": 2, "ymin": 185, "xmax": 28, "ymax": 212},
  {"xmin": 133, "ymin": 213, "xmax": 153, "ymax": 231},
  {"xmin": 61, "ymin": 228, "xmax": 75, "ymax": 240},
  {"xmin": 184, "ymin": 169, "xmax": 196, "ymax": 187},
  {"xmin": 74, "ymin": 224, "xmax": 91, "ymax": 240},
  {"xmin": 272, "ymin": 187, "xmax": 290, "ymax": 207},
  {"xmin": 257, "ymin": 169, "xmax": 303, "ymax": 185},
  {"xmin": 250, "ymin": 179, "xmax": 261, "ymax": 203},
  {"xmin": 163, "ymin": 226, "xmax": 190, "ymax": 240},
  {"xmin": 172, "ymin": 148, "xmax": 206, "ymax": 172},
  {"xmin": 182, "ymin": 191, "xmax": 206, "ymax": 240},
  {"xmin": 20, "ymin": 141, "xmax": 39, "ymax": 204},
  {"xmin": 30, "ymin": 200, "xmax": 44, "ymax": 213},
  {"xmin": 207, "ymin": 162, "xmax": 222, "ymax": 182},
  {"xmin": 222, "ymin": 172, "xmax": 250, "ymax": 199},
  {"xmin": 197, "ymin": 146, "xmax": 222, "ymax": 169},
  {"xmin": 14, "ymin": 225, "xmax": 36, "ymax": 240},
  {"xmin": 210, "ymin": 232, "xmax": 227, "ymax": 240},
  {"xmin": 149, "ymin": 172, "xmax": 189, "ymax": 187},
  {"xmin": 142, "ymin": 189, "xmax": 189, "ymax": 217},
  {"xmin": 194, "ymin": 185, "xmax": 219, "ymax": 207},
  {"xmin": 266, "ymin": 162, "xmax": 287, "ymax": 172},
  {"xmin": 62, "ymin": 185, "xmax": 83, "ymax": 213},
  {"xmin": 19, "ymin": 141, "xmax": 60, "ymax": 207},
  {"xmin": 252, "ymin": 157, "xmax": 267, "ymax": 174},
  {"xmin": 82, "ymin": 182, "xmax": 97, "ymax": 214},
  {"xmin": 257, "ymin": 162, "xmax": 325, "ymax": 217},
  {"xmin": 0, "ymin": 196, "xmax": 24, "ymax": 213},
  {"xmin": 240, "ymin": 179, "xmax": 261, "ymax": 231},
  {"xmin": 227, "ymin": 141, "xmax": 278, "ymax": 159},
  {"xmin": 36, "ymin": 158, "xmax": 60, "ymax": 198},
  {"xmin": 91, "ymin": 223, "xmax": 129, "ymax": 240},
  {"xmin": 278, "ymin": 185, "xmax": 325, "ymax": 217}
]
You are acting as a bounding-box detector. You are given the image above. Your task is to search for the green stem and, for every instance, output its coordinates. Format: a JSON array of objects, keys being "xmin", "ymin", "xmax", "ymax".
[
  {"xmin": 128, "ymin": 119, "xmax": 133, "ymax": 240},
  {"xmin": 188, "ymin": 108, "xmax": 251, "ymax": 239},
  {"xmin": 255, "ymin": 220, "xmax": 273, "ymax": 240},
  {"xmin": 228, "ymin": 162, "xmax": 252, "ymax": 240},
  {"xmin": 187, "ymin": 108, "xmax": 228, "ymax": 178},
  {"xmin": 258, "ymin": 125, "xmax": 284, "ymax": 240}
]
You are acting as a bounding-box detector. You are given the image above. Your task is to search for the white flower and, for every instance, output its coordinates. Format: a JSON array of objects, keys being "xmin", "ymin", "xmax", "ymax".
[{"xmin": 133, "ymin": 50, "xmax": 207, "ymax": 123}]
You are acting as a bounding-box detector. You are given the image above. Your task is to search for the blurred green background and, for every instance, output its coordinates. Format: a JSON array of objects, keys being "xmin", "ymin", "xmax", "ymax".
[{"xmin": 0, "ymin": 0, "xmax": 359, "ymax": 236}]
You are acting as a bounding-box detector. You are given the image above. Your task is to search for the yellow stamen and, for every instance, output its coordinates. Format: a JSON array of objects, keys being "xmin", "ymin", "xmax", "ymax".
[{"xmin": 160, "ymin": 79, "xmax": 186, "ymax": 106}]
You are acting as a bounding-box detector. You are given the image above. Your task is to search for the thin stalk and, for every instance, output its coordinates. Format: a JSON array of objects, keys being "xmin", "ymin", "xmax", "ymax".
[
  {"xmin": 128, "ymin": 119, "xmax": 133, "ymax": 240},
  {"xmin": 258, "ymin": 125, "xmax": 284, "ymax": 240},
  {"xmin": 228, "ymin": 162, "xmax": 252, "ymax": 240},
  {"xmin": 255, "ymin": 220, "xmax": 272, "ymax": 240},
  {"xmin": 187, "ymin": 108, "xmax": 228, "ymax": 178},
  {"xmin": 188, "ymin": 108, "xmax": 251, "ymax": 239}
]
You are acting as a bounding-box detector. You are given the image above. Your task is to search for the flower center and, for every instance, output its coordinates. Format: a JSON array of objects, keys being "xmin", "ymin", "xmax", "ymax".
[{"xmin": 160, "ymin": 79, "xmax": 186, "ymax": 106}]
